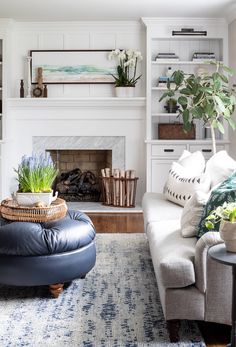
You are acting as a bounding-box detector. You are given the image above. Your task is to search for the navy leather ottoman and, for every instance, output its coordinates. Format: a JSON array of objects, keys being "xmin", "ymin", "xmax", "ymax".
[{"xmin": 0, "ymin": 210, "xmax": 96, "ymax": 297}]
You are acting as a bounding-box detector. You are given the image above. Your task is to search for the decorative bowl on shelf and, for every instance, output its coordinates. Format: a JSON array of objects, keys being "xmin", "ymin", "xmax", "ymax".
[{"xmin": 15, "ymin": 191, "xmax": 58, "ymax": 207}]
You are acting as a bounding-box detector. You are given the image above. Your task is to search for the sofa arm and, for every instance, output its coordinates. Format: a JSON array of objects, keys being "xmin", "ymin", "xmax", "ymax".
[{"xmin": 194, "ymin": 232, "xmax": 224, "ymax": 293}]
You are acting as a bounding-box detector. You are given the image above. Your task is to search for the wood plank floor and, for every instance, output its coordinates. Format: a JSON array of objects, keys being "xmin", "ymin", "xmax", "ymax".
[{"xmin": 87, "ymin": 211, "xmax": 231, "ymax": 346}]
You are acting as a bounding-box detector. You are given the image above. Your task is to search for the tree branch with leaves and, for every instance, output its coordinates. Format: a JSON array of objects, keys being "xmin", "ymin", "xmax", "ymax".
[{"xmin": 159, "ymin": 61, "xmax": 236, "ymax": 154}]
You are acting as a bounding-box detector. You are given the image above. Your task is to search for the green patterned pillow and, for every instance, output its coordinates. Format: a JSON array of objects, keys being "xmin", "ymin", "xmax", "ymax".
[{"xmin": 197, "ymin": 171, "xmax": 236, "ymax": 238}]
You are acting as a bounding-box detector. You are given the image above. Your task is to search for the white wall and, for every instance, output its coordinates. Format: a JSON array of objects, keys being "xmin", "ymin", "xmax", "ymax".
[
  {"xmin": 4, "ymin": 21, "xmax": 146, "ymax": 203},
  {"xmin": 11, "ymin": 21, "xmax": 146, "ymax": 98},
  {"xmin": 229, "ymin": 19, "xmax": 236, "ymax": 159}
]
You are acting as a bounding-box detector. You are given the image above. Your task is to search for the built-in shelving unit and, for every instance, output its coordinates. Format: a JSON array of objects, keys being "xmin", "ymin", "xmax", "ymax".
[{"xmin": 142, "ymin": 17, "xmax": 229, "ymax": 193}]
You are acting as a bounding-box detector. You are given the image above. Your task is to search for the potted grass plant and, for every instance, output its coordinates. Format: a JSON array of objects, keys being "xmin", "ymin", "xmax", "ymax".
[
  {"xmin": 15, "ymin": 153, "xmax": 58, "ymax": 206},
  {"xmin": 205, "ymin": 202, "xmax": 236, "ymax": 252},
  {"xmin": 108, "ymin": 49, "xmax": 143, "ymax": 97},
  {"xmin": 159, "ymin": 61, "xmax": 236, "ymax": 154}
]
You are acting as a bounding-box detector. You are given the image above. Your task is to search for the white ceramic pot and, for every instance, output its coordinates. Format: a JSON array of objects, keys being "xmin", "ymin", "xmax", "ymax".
[
  {"xmin": 219, "ymin": 220, "xmax": 236, "ymax": 252},
  {"xmin": 16, "ymin": 191, "xmax": 58, "ymax": 207},
  {"xmin": 115, "ymin": 87, "xmax": 135, "ymax": 98}
]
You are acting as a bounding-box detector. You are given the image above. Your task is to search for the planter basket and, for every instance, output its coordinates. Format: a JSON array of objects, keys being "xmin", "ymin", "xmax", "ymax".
[
  {"xmin": 220, "ymin": 220, "xmax": 236, "ymax": 253},
  {"xmin": 100, "ymin": 176, "xmax": 138, "ymax": 207},
  {"xmin": 0, "ymin": 198, "xmax": 67, "ymax": 223},
  {"xmin": 158, "ymin": 123, "xmax": 195, "ymax": 140}
]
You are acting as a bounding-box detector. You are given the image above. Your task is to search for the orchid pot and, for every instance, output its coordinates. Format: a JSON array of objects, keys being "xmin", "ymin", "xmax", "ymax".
[{"xmin": 115, "ymin": 86, "xmax": 135, "ymax": 98}]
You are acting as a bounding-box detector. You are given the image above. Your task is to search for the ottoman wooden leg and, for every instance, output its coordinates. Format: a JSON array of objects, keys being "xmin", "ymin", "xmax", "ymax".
[
  {"xmin": 49, "ymin": 283, "xmax": 64, "ymax": 298},
  {"xmin": 167, "ymin": 319, "xmax": 181, "ymax": 342}
]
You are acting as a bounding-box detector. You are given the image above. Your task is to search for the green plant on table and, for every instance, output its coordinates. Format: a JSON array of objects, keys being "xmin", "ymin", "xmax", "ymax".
[
  {"xmin": 159, "ymin": 61, "xmax": 236, "ymax": 154},
  {"xmin": 108, "ymin": 49, "xmax": 143, "ymax": 87},
  {"xmin": 15, "ymin": 153, "xmax": 58, "ymax": 193},
  {"xmin": 205, "ymin": 202, "xmax": 236, "ymax": 230}
]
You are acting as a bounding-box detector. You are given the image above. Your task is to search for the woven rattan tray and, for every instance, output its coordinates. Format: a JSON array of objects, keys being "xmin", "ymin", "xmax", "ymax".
[{"xmin": 0, "ymin": 198, "xmax": 68, "ymax": 222}]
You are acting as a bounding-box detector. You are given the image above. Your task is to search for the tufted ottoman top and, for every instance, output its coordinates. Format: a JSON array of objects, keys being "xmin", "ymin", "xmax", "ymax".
[{"xmin": 0, "ymin": 210, "xmax": 96, "ymax": 256}]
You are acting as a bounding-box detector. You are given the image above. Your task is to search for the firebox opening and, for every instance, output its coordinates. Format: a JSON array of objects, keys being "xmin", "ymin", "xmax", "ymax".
[{"xmin": 47, "ymin": 149, "xmax": 112, "ymax": 202}]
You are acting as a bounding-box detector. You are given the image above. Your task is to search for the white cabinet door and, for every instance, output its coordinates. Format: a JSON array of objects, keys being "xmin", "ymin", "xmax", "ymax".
[{"xmin": 151, "ymin": 159, "xmax": 172, "ymax": 193}]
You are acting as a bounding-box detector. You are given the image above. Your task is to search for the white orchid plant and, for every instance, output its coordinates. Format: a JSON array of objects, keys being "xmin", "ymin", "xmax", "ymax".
[{"xmin": 108, "ymin": 49, "xmax": 143, "ymax": 87}]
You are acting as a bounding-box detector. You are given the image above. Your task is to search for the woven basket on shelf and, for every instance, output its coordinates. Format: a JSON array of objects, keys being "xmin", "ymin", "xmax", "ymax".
[{"xmin": 0, "ymin": 198, "xmax": 67, "ymax": 222}]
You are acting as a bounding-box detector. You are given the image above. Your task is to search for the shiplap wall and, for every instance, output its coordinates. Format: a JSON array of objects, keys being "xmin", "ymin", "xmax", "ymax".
[{"xmin": 10, "ymin": 21, "xmax": 146, "ymax": 98}]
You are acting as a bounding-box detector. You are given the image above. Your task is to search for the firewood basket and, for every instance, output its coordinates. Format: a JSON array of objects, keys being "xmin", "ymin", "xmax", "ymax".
[{"xmin": 100, "ymin": 176, "xmax": 138, "ymax": 207}]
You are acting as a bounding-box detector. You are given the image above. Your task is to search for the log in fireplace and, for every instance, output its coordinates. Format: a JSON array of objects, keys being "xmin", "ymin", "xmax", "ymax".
[{"xmin": 48, "ymin": 149, "xmax": 112, "ymax": 202}]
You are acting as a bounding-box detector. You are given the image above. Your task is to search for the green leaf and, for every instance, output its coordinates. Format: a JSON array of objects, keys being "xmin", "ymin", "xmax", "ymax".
[
  {"xmin": 216, "ymin": 120, "xmax": 225, "ymax": 134},
  {"xmin": 205, "ymin": 221, "xmax": 214, "ymax": 230},
  {"xmin": 180, "ymin": 88, "xmax": 192, "ymax": 96},
  {"xmin": 178, "ymin": 96, "xmax": 188, "ymax": 106},
  {"xmin": 159, "ymin": 92, "xmax": 169, "ymax": 102},
  {"xmin": 173, "ymin": 70, "xmax": 184, "ymax": 86},
  {"xmin": 182, "ymin": 109, "xmax": 191, "ymax": 131},
  {"xmin": 222, "ymin": 65, "xmax": 234, "ymax": 76},
  {"xmin": 214, "ymin": 95, "xmax": 226, "ymax": 113},
  {"xmin": 228, "ymin": 117, "xmax": 236, "ymax": 130}
]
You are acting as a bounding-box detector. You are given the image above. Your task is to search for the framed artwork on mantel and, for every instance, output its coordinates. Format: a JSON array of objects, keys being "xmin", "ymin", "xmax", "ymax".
[{"xmin": 30, "ymin": 50, "xmax": 116, "ymax": 84}]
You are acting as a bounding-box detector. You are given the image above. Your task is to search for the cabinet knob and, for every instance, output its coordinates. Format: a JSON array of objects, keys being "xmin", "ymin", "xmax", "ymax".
[
  {"xmin": 202, "ymin": 149, "xmax": 212, "ymax": 153},
  {"xmin": 164, "ymin": 149, "xmax": 174, "ymax": 152}
]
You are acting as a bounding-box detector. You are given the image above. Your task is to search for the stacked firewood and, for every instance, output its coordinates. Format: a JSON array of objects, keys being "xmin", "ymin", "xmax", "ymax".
[{"xmin": 101, "ymin": 168, "xmax": 138, "ymax": 207}]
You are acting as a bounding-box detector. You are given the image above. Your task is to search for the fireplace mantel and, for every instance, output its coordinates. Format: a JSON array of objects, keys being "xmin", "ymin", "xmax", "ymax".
[{"xmin": 8, "ymin": 97, "xmax": 146, "ymax": 109}]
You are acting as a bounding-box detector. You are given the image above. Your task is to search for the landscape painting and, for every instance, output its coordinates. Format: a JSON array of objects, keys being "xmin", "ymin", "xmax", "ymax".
[{"xmin": 30, "ymin": 50, "xmax": 116, "ymax": 84}]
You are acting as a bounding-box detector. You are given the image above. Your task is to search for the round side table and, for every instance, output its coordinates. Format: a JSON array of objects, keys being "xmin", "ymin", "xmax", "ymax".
[{"xmin": 209, "ymin": 243, "xmax": 236, "ymax": 347}]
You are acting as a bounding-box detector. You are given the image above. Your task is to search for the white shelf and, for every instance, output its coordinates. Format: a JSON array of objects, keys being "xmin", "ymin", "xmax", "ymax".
[
  {"xmin": 152, "ymin": 60, "xmax": 221, "ymax": 65},
  {"xmin": 8, "ymin": 97, "xmax": 146, "ymax": 109},
  {"xmin": 145, "ymin": 139, "xmax": 230, "ymax": 145},
  {"xmin": 152, "ymin": 87, "xmax": 175, "ymax": 91},
  {"xmin": 152, "ymin": 113, "xmax": 178, "ymax": 117}
]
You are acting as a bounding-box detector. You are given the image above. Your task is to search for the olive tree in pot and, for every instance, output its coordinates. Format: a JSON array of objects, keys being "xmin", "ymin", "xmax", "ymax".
[{"xmin": 160, "ymin": 61, "xmax": 236, "ymax": 154}]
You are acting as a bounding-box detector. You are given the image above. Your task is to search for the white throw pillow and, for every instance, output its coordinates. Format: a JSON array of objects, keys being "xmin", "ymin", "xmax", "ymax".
[
  {"xmin": 178, "ymin": 150, "xmax": 205, "ymax": 175},
  {"xmin": 164, "ymin": 162, "xmax": 211, "ymax": 207},
  {"xmin": 205, "ymin": 150, "xmax": 236, "ymax": 187},
  {"xmin": 181, "ymin": 191, "xmax": 210, "ymax": 237}
]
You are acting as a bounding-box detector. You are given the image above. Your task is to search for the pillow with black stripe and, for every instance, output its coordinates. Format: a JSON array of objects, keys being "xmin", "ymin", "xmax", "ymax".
[{"xmin": 164, "ymin": 162, "xmax": 211, "ymax": 207}]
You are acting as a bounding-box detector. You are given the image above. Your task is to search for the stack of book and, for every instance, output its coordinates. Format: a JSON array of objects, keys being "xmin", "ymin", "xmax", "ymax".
[
  {"xmin": 155, "ymin": 53, "xmax": 179, "ymax": 61},
  {"xmin": 157, "ymin": 76, "xmax": 174, "ymax": 87},
  {"xmin": 192, "ymin": 52, "xmax": 216, "ymax": 61}
]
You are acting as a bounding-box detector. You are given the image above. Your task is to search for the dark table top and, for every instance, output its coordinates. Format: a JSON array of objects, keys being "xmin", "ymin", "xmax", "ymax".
[{"xmin": 209, "ymin": 243, "xmax": 236, "ymax": 266}]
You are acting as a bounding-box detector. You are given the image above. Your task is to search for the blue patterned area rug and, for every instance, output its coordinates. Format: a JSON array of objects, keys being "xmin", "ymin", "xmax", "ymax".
[{"xmin": 0, "ymin": 234, "xmax": 205, "ymax": 347}]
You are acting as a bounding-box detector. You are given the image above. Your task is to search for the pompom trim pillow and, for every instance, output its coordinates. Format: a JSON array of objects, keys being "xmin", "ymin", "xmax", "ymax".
[{"xmin": 164, "ymin": 162, "xmax": 211, "ymax": 207}]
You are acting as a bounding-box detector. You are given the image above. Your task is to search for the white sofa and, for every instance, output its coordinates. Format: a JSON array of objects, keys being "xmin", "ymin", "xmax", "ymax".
[{"xmin": 142, "ymin": 192, "xmax": 232, "ymax": 342}]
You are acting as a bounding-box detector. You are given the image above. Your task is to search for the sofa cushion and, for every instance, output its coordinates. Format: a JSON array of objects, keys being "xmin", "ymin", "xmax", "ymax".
[
  {"xmin": 164, "ymin": 162, "xmax": 211, "ymax": 207},
  {"xmin": 181, "ymin": 191, "xmax": 210, "ymax": 237},
  {"xmin": 142, "ymin": 192, "xmax": 183, "ymax": 230},
  {"xmin": 197, "ymin": 171, "xmax": 236, "ymax": 238},
  {"xmin": 205, "ymin": 150, "xmax": 236, "ymax": 188},
  {"xmin": 147, "ymin": 220, "xmax": 197, "ymax": 289},
  {"xmin": 178, "ymin": 150, "xmax": 206, "ymax": 175}
]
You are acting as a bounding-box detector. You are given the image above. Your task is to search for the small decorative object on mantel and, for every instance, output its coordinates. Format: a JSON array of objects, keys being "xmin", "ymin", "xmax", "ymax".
[
  {"xmin": 172, "ymin": 28, "xmax": 207, "ymax": 36},
  {"xmin": 101, "ymin": 168, "xmax": 138, "ymax": 207},
  {"xmin": 14, "ymin": 153, "xmax": 58, "ymax": 207},
  {"xmin": 205, "ymin": 202, "xmax": 236, "ymax": 252},
  {"xmin": 32, "ymin": 67, "xmax": 44, "ymax": 98},
  {"xmin": 20, "ymin": 79, "xmax": 24, "ymax": 98},
  {"xmin": 26, "ymin": 55, "xmax": 32, "ymax": 98},
  {"xmin": 108, "ymin": 49, "xmax": 143, "ymax": 97}
]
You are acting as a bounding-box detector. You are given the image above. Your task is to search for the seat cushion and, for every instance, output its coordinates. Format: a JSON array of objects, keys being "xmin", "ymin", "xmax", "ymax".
[
  {"xmin": 0, "ymin": 210, "xmax": 96, "ymax": 256},
  {"xmin": 142, "ymin": 192, "xmax": 183, "ymax": 230},
  {"xmin": 147, "ymin": 220, "xmax": 197, "ymax": 289}
]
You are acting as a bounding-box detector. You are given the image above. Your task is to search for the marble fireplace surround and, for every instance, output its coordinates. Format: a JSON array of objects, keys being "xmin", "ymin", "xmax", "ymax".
[{"xmin": 33, "ymin": 136, "xmax": 125, "ymax": 170}]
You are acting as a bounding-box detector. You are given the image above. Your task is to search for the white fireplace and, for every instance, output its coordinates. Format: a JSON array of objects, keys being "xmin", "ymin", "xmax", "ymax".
[{"xmin": 6, "ymin": 98, "xmax": 146, "ymax": 203}]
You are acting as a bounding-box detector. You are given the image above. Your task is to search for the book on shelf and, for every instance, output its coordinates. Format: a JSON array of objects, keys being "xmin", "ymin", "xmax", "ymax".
[
  {"xmin": 192, "ymin": 52, "xmax": 216, "ymax": 61},
  {"xmin": 155, "ymin": 53, "xmax": 179, "ymax": 61}
]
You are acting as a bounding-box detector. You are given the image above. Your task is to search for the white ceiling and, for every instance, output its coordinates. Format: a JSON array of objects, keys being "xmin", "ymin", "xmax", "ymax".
[{"xmin": 0, "ymin": 0, "xmax": 235, "ymax": 22}]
